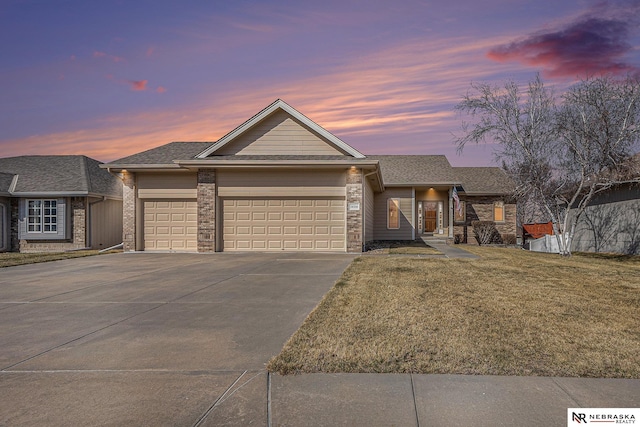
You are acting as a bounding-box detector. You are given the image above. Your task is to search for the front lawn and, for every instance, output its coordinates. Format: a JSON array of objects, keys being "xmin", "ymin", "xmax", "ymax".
[
  {"xmin": 268, "ymin": 247, "xmax": 640, "ymax": 378},
  {"xmin": 0, "ymin": 250, "xmax": 118, "ymax": 268}
]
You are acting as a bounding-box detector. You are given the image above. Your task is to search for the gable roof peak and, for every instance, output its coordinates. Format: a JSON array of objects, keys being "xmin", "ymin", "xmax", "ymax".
[{"xmin": 196, "ymin": 99, "xmax": 365, "ymax": 159}]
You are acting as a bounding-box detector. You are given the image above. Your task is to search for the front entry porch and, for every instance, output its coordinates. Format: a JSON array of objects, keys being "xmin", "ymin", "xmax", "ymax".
[{"xmin": 415, "ymin": 186, "xmax": 453, "ymax": 239}]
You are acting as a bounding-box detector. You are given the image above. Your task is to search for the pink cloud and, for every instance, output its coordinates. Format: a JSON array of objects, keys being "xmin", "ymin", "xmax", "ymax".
[
  {"xmin": 487, "ymin": 4, "xmax": 640, "ymax": 78},
  {"xmin": 129, "ymin": 80, "xmax": 148, "ymax": 91},
  {"xmin": 146, "ymin": 47, "xmax": 154, "ymax": 57},
  {"xmin": 1, "ymin": 36, "xmax": 508, "ymax": 165},
  {"xmin": 93, "ymin": 50, "xmax": 126, "ymax": 63},
  {"xmin": 156, "ymin": 86, "xmax": 167, "ymax": 93}
]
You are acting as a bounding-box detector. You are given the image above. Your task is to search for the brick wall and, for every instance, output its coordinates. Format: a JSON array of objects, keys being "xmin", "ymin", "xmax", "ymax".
[
  {"xmin": 18, "ymin": 197, "xmax": 88, "ymax": 253},
  {"xmin": 197, "ymin": 170, "xmax": 216, "ymax": 252},
  {"xmin": 122, "ymin": 171, "xmax": 136, "ymax": 251},
  {"xmin": 453, "ymin": 195, "xmax": 517, "ymax": 244},
  {"xmin": 346, "ymin": 167, "xmax": 363, "ymax": 252},
  {"xmin": 10, "ymin": 198, "xmax": 18, "ymax": 251}
]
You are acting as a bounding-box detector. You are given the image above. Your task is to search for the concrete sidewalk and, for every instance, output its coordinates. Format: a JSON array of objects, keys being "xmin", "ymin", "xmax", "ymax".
[{"xmin": 208, "ymin": 372, "xmax": 640, "ymax": 426}]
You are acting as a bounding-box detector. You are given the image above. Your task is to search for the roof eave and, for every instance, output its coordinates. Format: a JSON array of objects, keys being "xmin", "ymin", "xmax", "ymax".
[
  {"xmin": 460, "ymin": 191, "xmax": 513, "ymax": 196},
  {"xmin": 9, "ymin": 191, "xmax": 90, "ymax": 197},
  {"xmin": 176, "ymin": 159, "xmax": 379, "ymax": 169},
  {"xmin": 383, "ymin": 182, "xmax": 458, "ymax": 187},
  {"xmin": 100, "ymin": 163, "xmax": 184, "ymax": 172}
]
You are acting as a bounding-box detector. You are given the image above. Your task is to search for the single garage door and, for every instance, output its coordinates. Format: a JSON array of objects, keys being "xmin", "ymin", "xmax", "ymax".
[
  {"xmin": 143, "ymin": 200, "xmax": 197, "ymax": 251},
  {"xmin": 223, "ymin": 198, "xmax": 345, "ymax": 251}
]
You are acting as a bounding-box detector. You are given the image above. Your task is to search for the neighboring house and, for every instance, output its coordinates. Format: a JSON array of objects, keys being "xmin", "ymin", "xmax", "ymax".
[
  {"xmin": 102, "ymin": 99, "xmax": 515, "ymax": 253},
  {"xmin": 0, "ymin": 156, "xmax": 123, "ymax": 253},
  {"xmin": 571, "ymin": 183, "xmax": 640, "ymax": 255}
]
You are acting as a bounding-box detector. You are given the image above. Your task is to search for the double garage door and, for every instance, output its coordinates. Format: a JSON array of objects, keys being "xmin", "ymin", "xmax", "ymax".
[
  {"xmin": 143, "ymin": 198, "xmax": 345, "ymax": 252},
  {"xmin": 223, "ymin": 198, "xmax": 345, "ymax": 251}
]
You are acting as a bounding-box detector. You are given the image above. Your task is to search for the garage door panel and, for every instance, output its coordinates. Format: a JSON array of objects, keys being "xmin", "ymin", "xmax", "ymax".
[
  {"xmin": 223, "ymin": 198, "xmax": 345, "ymax": 252},
  {"xmin": 144, "ymin": 199, "xmax": 197, "ymax": 252}
]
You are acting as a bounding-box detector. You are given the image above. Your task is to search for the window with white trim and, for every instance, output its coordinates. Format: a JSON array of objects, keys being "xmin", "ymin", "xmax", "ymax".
[
  {"xmin": 27, "ymin": 199, "xmax": 58, "ymax": 233},
  {"xmin": 387, "ymin": 198, "xmax": 400, "ymax": 229},
  {"xmin": 494, "ymin": 201, "xmax": 504, "ymax": 222}
]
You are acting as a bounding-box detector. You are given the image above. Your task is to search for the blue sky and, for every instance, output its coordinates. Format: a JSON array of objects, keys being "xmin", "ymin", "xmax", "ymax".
[{"xmin": 1, "ymin": 0, "xmax": 639, "ymax": 165}]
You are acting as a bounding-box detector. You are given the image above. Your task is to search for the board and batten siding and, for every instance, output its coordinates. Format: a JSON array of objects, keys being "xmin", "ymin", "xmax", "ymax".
[
  {"xmin": 215, "ymin": 110, "xmax": 348, "ymax": 156},
  {"xmin": 136, "ymin": 173, "xmax": 197, "ymax": 199},
  {"xmin": 217, "ymin": 169, "xmax": 346, "ymax": 198},
  {"xmin": 373, "ymin": 188, "xmax": 414, "ymax": 240},
  {"xmin": 89, "ymin": 198, "xmax": 123, "ymax": 249},
  {"xmin": 363, "ymin": 178, "xmax": 374, "ymax": 243}
]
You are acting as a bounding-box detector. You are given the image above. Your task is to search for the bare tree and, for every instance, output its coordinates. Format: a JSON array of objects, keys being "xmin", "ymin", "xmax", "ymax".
[{"xmin": 455, "ymin": 74, "xmax": 640, "ymax": 256}]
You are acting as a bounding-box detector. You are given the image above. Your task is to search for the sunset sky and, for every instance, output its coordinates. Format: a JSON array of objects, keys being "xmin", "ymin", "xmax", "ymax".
[{"xmin": 2, "ymin": 0, "xmax": 639, "ymax": 166}]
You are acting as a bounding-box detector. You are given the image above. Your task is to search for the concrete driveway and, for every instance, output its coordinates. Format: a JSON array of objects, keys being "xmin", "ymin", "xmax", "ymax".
[{"xmin": 0, "ymin": 252, "xmax": 355, "ymax": 426}]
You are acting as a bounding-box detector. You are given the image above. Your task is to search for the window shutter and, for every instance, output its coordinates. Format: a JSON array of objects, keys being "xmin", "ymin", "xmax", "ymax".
[{"xmin": 56, "ymin": 198, "xmax": 66, "ymax": 239}]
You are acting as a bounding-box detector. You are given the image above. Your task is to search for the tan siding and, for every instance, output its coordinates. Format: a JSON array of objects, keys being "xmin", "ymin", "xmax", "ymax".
[
  {"xmin": 364, "ymin": 179, "xmax": 374, "ymax": 243},
  {"xmin": 216, "ymin": 110, "xmax": 347, "ymax": 156},
  {"xmin": 217, "ymin": 169, "xmax": 346, "ymax": 197},
  {"xmin": 137, "ymin": 173, "xmax": 197, "ymax": 199},
  {"xmin": 89, "ymin": 198, "xmax": 123, "ymax": 249},
  {"xmin": 373, "ymin": 188, "xmax": 414, "ymax": 240},
  {"xmin": 219, "ymin": 187, "xmax": 344, "ymax": 197}
]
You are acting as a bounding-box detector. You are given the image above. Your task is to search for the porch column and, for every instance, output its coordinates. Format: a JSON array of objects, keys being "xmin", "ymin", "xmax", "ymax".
[
  {"xmin": 346, "ymin": 167, "xmax": 363, "ymax": 252},
  {"xmin": 197, "ymin": 169, "xmax": 216, "ymax": 252}
]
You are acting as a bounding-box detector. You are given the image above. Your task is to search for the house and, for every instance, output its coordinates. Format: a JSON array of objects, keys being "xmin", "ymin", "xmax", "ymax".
[
  {"xmin": 102, "ymin": 99, "xmax": 516, "ymax": 253},
  {"xmin": 570, "ymin": 182, "xmax": 640, "ymax": 255},
  {"xmin": 0, "ymin": 156, "xmax": 123, "ymax": 253}
]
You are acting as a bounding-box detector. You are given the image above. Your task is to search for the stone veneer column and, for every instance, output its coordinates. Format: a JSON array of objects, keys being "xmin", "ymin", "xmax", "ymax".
[
  {"xmin": 346, "ymin": 167, "xmax": 363, "ymax": 253},
  {"xmin": 122, "ymin": 171, "xmax": 136, "ymax": 251},
  {"xmin": 197, "ymin": 169, "xmax": 216, "ymax": 252},
  {"xmin": 72, "ymin": 197, "xmax": 86, "ymax": 248},
  {"xmin": 10, "ymin": 198, "xmax": 19, "ymax": 251}
]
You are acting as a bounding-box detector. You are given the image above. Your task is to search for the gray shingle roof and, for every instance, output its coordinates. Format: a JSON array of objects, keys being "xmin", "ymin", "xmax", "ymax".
[
  {"xmin": 0, "ymin": 172, "xmax": 14, "ymax": 195},
  {"xmin": 368, "ymin": 155, "xmax": 458, "ymax": 185},
  {"xmin": 0, "ymin": 156, "xmax": 122, "ymax": 197},
  {"xmin": 454, "ymin": 167, "xmax": 515, "ymax": 194},
  {"xmin": 105, "ymin": 143, "xmax": 513, "ymax": 195},
  {"xmin": 370, "ymin": 155, "xmax": 513, "ymax": 194},
  {"xmin": 109, "ymin": 142, "xmax": 212, "ymax": 165}
]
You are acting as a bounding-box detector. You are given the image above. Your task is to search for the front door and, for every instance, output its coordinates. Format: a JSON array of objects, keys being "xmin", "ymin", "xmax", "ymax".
[{"xmin": 424, "ymin": 202, "xmax": 437, "ymax": 232}]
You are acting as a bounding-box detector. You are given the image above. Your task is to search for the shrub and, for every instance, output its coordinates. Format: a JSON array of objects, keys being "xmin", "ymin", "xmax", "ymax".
[
  {"xmin": 454, "ymin": 234, "xmax": 463, "ymax": 244},
  {"xmin": 472, "ymin": 221, "xmax": 501, "ymax": 245},
  {"xmin": 502, "ymin": 234, "xmax": 517, "ymax": 245}
]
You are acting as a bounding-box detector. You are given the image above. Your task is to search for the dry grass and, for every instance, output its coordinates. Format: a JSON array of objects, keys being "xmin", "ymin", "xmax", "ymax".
[
  {"xmin": 366, "ymin": 240, "xmax": 441, "ymax": 255},
  {"xmin": 0, "ymin": 250, "xmax": 118, "ymax": 268},
  {"xmin": 268, "ymin": 247, "xmax": 640, "ymax": 378}
]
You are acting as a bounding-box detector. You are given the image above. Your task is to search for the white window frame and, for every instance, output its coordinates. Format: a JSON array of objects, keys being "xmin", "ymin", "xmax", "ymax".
[
  {"xmin": 387, "ymin": 198, "xmax": 400, "ymax": 229},
  {"xmin": 494, "ymin": 201, "xmax": 505, "ymax": 222},
  {"xmin": 27, "ymin": 199, "xmax": 58, "ymax": 234}
]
